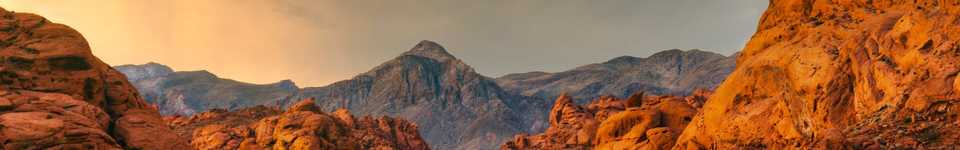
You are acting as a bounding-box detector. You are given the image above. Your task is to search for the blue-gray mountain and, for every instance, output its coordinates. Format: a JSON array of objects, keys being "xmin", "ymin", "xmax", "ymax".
[
  {"xmin": 496, "ymin": 49, "xmax": 737, "ymax": 104},
  {"xmin": 289, "ymin": 41, "xmax": 548, "ymax": 150},
  {"xmin": 114, "ymin": 41, "xmax": 735, "ymax": 149},
  {"xmin": 114, "ymin": 63, "xmax": 298, "ymax": 115}
]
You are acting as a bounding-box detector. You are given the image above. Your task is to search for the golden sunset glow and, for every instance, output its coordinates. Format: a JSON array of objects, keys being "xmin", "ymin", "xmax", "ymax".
[
  {"xmin": 0, "ymin": 0, "xmax": 765, "ymax": 86},
  {"xmin": 1, "ymin": 0, "xmax": 354, "ymax": 85}
]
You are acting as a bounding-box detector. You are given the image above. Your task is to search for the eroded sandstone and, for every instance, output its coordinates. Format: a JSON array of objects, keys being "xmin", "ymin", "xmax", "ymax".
[
  {"xmin": 169, "ymin": 99, "xmax": 430, "ymax": 150},
  {"xmin": 674, "ymin": 1, "xmax": 960, "ymax": 149},
  {"xmin": 501, "ymin": 92, "xmax": 707, "ymax": 150},
  {"xmin": 0, "ymin": 7, "xmax": 188, "ymax": 149}
]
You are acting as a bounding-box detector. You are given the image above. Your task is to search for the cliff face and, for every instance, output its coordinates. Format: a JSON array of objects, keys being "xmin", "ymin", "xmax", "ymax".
[
  {"xmin": 114, "ymin": 64, "xmax": 299, "ymax": 115},
  {"xmin": 676, "ymin": 1, "xmax": 960, "ymax": 149},
  {"xmin": 166, "ymin": 99, "xmax": 430, "ymax": 150},
  {"xmin": 0, "ymin": 7, "xmax": 188, "ymax": 149},
  {"xmin": 501, "ymin": 91, "xmax": 709, "ymax": 150},
  {"xmin": 297, "ymin": 41, "xmax": 548, "ymax": 150},
  {"xmin": 497, "ymin": 49, "xmax": 735, "ymax": 104}
]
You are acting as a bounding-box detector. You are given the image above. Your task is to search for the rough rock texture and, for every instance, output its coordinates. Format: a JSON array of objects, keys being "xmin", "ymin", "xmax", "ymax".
[
  {"xmin": 675, "ymin": 1, "xmax": 960, "ymax": 149},
  {"xmin": 497, "ymin": 49, "xmax": 736, "ymax": 104},
  {"xmin": 501, "ymin": 92, "xmax": 706, "ymax": 150},
  {"xmin": 0, "ymin": 7, "xmax": 189, "ymax": 149},
  {"xmin": 115, "ymin": 63, "xmax": 298, "ymax": 115},
  {"xmin": 294, "ymin": 40, "xmax": 548, "ymax": 150},
  {"xmin": 169, "ymin": 99, "xmax": 430, "ymax": 150},
  {"xmin": 0, "ymin": 90, "xmax": 118, "ymax": 149},
  {"xmin": 164, "ymin": 105, "xmax": 282, "ymax": 141}
]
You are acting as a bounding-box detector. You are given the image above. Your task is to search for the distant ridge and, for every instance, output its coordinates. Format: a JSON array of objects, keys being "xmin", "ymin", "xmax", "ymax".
[{"xmin": 496, "ymin": 49, "xmax": 736, "ymax": 104}]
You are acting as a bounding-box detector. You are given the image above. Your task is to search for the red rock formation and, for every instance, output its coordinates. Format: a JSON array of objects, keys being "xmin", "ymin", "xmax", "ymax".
[
  {"xmin": 0, "ymin": 7, "xmax": 189, "ymax": 149},
  {"xmin": 0, "ymin": 90, "xmax": 118, "ymax": 149},
  {"xmin": 174, "ymin": 99, "xmax": 430, "ymax": 150},
  {"xmin": 501, "ymin": 92, "xmax": 707, "ymax": 150},
  {"xmin": 675, "ymin": 1, "xmax": 960, "ymax": 149}
]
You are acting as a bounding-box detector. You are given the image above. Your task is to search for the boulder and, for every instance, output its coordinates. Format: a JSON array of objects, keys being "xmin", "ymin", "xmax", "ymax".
[{"xmin": 0, "ymin": 7, "xmax": 188, "ymax": 149}]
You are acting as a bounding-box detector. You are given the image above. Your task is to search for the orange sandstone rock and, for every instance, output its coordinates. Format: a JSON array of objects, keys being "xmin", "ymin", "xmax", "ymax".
[
  {"xmin": 674, "ymin": 1, "xmax": 960, "ymax": 149},
  {"xmin": 0, "ymin": 7, "xmax": 188, "ymax": 149},
  {"xmin": 176, "ymin": 99, "xmax": 430, "ymax": 150},
  {"xmin": 502, "ymin": 92, "xmax": 706, "ymax": 150}
]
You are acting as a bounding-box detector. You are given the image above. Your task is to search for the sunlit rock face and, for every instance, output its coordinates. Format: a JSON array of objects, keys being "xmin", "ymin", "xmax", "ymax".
[
  {"xmin": 167, "ymin": 99, "xmax": 430, "ymax": 150},
  {"xmin": 675, "ymin": 1, "xmax": 960, "ymax": 149},
  {"xmin": 501, "ymin": 91, "xmax": 708, "ymax": 150},
  {"xmin": 0, "ymin": 7, "xmax": 189, "ymax": 149}
]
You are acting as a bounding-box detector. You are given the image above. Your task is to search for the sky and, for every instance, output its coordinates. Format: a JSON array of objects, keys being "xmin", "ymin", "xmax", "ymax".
[{"xmin": 0, "ymin": 0, "xmax": 768, "ymax": 87}]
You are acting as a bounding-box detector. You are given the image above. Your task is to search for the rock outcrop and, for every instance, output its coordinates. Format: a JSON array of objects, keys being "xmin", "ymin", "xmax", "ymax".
[
  {"xmin": 675, "ymin": 1, "xmax": 960, "ymax": 149},
  {"xmin": 497, "ymin": 49, "xmax": 736, "ymax": 104},
  {"xmin": 168, "ymin": 99, "xmax": 430, "ymax": 150},
  {"xmin": 501, "ymin": 91, "xmax": 707, "ymax": 150},
  {"xmin": 0, "ymin": 7, "xmax": 188, "ymax": 149},
  {"xmin": 0, "ymin": 91, "xmax": 119, "ymax": 149}
]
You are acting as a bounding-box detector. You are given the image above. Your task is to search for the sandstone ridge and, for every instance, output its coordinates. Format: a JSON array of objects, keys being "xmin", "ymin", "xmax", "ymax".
[
  {"xmin": 168, "ymin": 98, "xmax": 430, "ymax": 150},
  {"xmin": 0, "ymin": 7, "xmax": 188, "ymax": 149}
]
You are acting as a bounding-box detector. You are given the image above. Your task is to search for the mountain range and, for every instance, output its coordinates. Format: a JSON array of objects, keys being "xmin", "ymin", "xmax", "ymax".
[
  {"xmin": 114, "ymin": 40, "xmax": 735, "ymax": 149},
  {"xmin": 115, "ymin": 63, "xmax": 298, "ymax": 115},
  {"xmin": 497, "ymin": 49, "xmax": 736, "ymax": 104}
]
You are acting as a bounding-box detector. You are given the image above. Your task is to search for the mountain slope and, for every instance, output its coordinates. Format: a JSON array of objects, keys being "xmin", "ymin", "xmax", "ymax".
[
  {"xmin": 497, "ymin": 49, "xmax": 736, "ymax": 104},
  {"xmin": 115, "ymin": 63, "xmax": 298, "ymax": 115},
  {"xmin": 294, "ymin": 40, "xmax": 548, "ymax": 150},
  {"xmin": 116, "ymin": 41, "xmax": 548, "ymax": 149}
]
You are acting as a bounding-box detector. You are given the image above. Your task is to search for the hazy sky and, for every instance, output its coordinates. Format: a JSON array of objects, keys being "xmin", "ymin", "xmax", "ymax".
[{"xmin": 0, "ymin": 0, "xmax": 768, "ymax": 87}]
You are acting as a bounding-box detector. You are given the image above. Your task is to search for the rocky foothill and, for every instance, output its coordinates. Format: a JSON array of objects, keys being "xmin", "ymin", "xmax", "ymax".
[
  {"xmin": 167, "ymin": 99, "xmax": 429, "ymax": 150},
  {"xmin": 500, "ymin": 90, "xmax": 710, "ymax": 150}
]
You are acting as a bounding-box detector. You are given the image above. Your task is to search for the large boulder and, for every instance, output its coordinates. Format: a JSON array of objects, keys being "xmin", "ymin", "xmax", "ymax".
[
  {"xmin": 0, "ymin": 7, "xmax": 188, "ymax": 149},
  {"xmin": 675, "ymin": 1, "xmax": 960, "ymax": 149}
]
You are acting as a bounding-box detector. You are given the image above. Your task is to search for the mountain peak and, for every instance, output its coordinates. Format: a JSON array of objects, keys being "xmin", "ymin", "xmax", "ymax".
[
  {"xmin": 114, "ymin": 62, "xmax": 175, "ymax": 81},
  {"xmin": 604, "ymin": 56, "xmax": 641, "ymax": 64},
  {"xmin": 647, "ymin": 49, "xmax": 725, "ymax": 60},
  {"xmin": 402, "ymin": 40, "xmax": 456, "ymax": 61}
]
